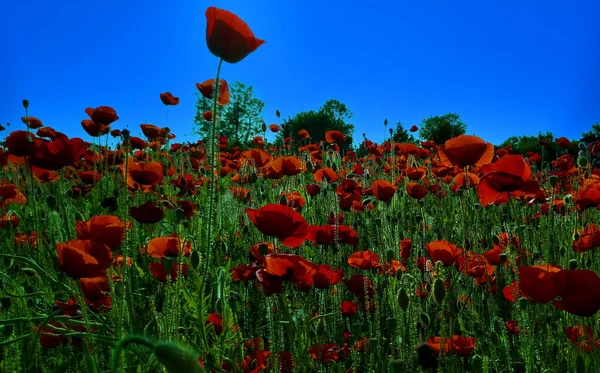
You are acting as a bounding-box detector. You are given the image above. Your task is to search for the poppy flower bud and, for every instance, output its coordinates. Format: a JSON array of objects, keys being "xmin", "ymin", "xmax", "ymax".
[
  {"xmin": 389, "ymin": 128, "xmax": 393, "ymax": 136},
  {"xmin": 415, "ymin": 215, "xmax": 423, "ymax": 223},
  {"xmin": 153, "ymin": 341, "xmax": 204, "ymax": 373},
  {"xmin": 577, "ymin": 156, "xmax": 588, "ymax": 168},
  {"xmin": 121, "ymin": 129, "xmax": 130, "ymax": 141},
  {"xmin": 261, "ymin": 122, "xmax": 267, "ymax": 133},
  {"xmin": 433, "ymin": 278, "xmax": 445, "ymax": 305},
  {"xmin": 228, "ymin": 295, "xmax": 237, "ymax": 312},
  {"xmin": 191, "ymin": 251, "xmax": 200, "ymax": 269},
  {"xmin": 471, "ymin": 355, "xmax": 483, "ymax": 371},
  {"xmin": 386, "ymin": 318, "xmax": 397, "ymax": 331},
  {"xmin": 316, "ymin": 319, "xmax": 325, "ymax": 336},
  {"xmin": 398, "ymin": 288, "xmax": 409, "ymax": 311},
  {"xmin": 384, "ymin": 119, "xmax": 388, "ymax": 126},
  {"xmin": 490, "ymin": 331, "xmax": 499, "ymax": 345},
  {"xmin": 389, "ymin": 359, "xmax": 405, "ymax": 373},
  {"xmin": 395, "ymin": 268, "xmax": 403, "ymax": 281},
  {"xmin": 548, "ymin": 175, "xmax": 558, "ymax": 186},
  {"xmin": 369, "ymin": 338, "xmax": 379, "ymax": 351},
  {"xmin": 416, "ymin": 342, "xmax": 438, "ymax": 371},
  {"xmin": 420, "ymin": 313, "xmax": 430, "ymax": 326},
  {"xmin": 569, "ymin": 259, "xmax": 578, "ymax": 270},
  {"xmin": 499, "ymin": 253, "xmax": 508, "ymax": 264},
  {"xmin": 275, "ymin": 109, "xmax": 280, "ymax": 118},
  {"xmin": 386, "ymin": 249, "xmax": 395, "ymax": 262},
  {"xmin": 22, "ymin": 100, "xmax": 29, "ymax": 109},
  {"xmin": 279, "ymin": 194, "xmax": 288, "ymax": 206},
  {"xmin": 46, "ymin": 195, "xmax": 57, "ymax": 209},
  {"xmin": 174, "ymin": 208, "xmax": 184, "ymax": 221}
]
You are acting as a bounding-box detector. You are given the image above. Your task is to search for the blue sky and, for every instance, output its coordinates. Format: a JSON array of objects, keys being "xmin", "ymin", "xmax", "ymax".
[{"xmin": 2, "ymin": 0, "xmax": 599, "ymax": 145}]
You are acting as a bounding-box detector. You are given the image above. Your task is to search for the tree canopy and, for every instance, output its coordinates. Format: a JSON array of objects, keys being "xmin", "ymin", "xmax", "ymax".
[
  {"xmin": 418, "ymin": 113, "xmax": 466, "ymax": 144},
  {"xmin": 194, "ymin": 81, "xmax": 265, "ymax": 147},
  {"xmin": 277, "ymin": 99, "xmax": 355, "ymax": 150}
]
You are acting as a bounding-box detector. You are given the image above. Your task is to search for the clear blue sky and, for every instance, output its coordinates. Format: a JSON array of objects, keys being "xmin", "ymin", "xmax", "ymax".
[{"xmin": 2, "ymin": 0, "xmax": 599, "ymax": 145}]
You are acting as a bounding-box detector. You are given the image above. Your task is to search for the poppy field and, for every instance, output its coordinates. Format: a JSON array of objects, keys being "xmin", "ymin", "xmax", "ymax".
[{"xmin": 2, "ymin": 5, "xmax": 600, "ymax": 373}]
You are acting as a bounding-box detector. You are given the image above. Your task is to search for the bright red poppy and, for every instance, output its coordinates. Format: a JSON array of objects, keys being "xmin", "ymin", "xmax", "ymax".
[
  {"xmin": 425, "ymin": 240, "xmax": 462, "ymax": 266},
  {"xmin": 406, "ymin": 182, "xmax": 428, "ymax": 200},
  {"xmin": 85, "ymin": 106, "xmax": 119, "ymax": 125},
  {"xmin": 196, "ymin": 79, "xmax": 231, "ymax": 106},
  {"xmin": 0, "ymin": 184, "xmax": 27, "ymax": 208},
  {"xmin": 75, "ymin": 215, "xmax": 130, "ymax": 251},
  {"xmin": 477, "ymin": 155, "xmax": 540, "ymax": 206},
  {"xmin": 551, "ymin": 270, "xmax": 600, "ymax": 317},
  {"xmin": 146, "ymin": 236, "xmax": 192, "ymax": 258},
  {"xmin": 325, "ymin": 130, "xmax": 347, "ymax": 143},
  {"xmin": 246, "ymin": 204, "xmax": 308, "ymax": 247},
  {"xmin": 518, "ymin": 264, "xmax": 561, "ymax": 303},
  {"xmin": 205, "ymin": 6, "xmax": 265, "ymax": 64},
  {"xmin": 371, "ymin": 179, "xmax": 397, "ymax": 202},
  {"xmin": 438, "ymin": 135, "xmax": 494, "ymax": 168},
  {"xmin": 348, "ymin": 250, "xmax": 382, "ymax": 270}
]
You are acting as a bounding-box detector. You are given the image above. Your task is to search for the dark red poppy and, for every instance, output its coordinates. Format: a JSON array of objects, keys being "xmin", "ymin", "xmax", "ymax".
[
  {"xmin": 438, "ymin": 135, "xmax": 494, "ymax": 168},
  {"xmin": 202, "ymin": 111, "xmax": 214, "ymax": 121},
  {"xmin": 406, "ymin": 182, "xmax": 428, "ymax": 200},
  {"xmin": 159, "ymin": 92, "xmax": 180, "ymax": 106},
  {"xmin": 85, "ymin": 106, "xmax": 119, "ymax": 125},
  {"xmin": 572, "ymin": 223, "xmax": 600, "ymax": 253},
  {"xmin": 263, "ymin": 253, "xmax": 317, "ymax": 282},
  {"xmin": 341, "ymin": 300, "xmax": 358, "ymax": 317},
  {"xmin": 551, "ymin": 270, "xmax": 600, "ymax": 317},
  {"xmin": 231, "ymin": 264, "xmax": 257, "ymax": 281},
  {"xmin": 399, "ymin": 238, "xmax": 412, "ymax": 259},
  {"xmin": 81, "ymin": 119, "xmax": 110, "ymax": 137},
  {"xmin": 271, "ymin": 156, "xmax": 304, "ymax": 176},
  {"xmin": 337, "ymin": 225, "xmax": 359, "ymax": 247},
  {"xmin": 556, "ymin": 137, "xmax": 571, "ymax": 148},
  {"xmin": 127, "ymin": 159, "xmax": 164, "ymax": 192},
  {"xmin": 129, "ymin": 201, "xmax": 164, "ymax": 224},
  {"xmin": 518, "ymin": 264, "xmax": 561, "ymax": 303},
  {"xmin": 56, "ymin": 239, "xmax": 113, "ymax": 279},
  {"xmin": 348, "ymin": 250, "xmax": 382, "ymax": 270},
  {"xmin": 21, "ymin": 116, "xmax": 43, "ymax": 129},
  {"xmin": 564, "ymin": 325, "xmax": 596, "ymax": 352},
  {"xmin": 255, "ymin": 268, "xmax": 285, "ymax": 295},
  {"xmin": 576, "ymin": 179, "xmax": 600, "ymax": 210},
  {"xmin": 6, "ymin": 130, "xmax": 42, "ymax": 157},
  {"xmin": 307, "ymin": 225, "xmax": 336, "ymax": 246},
  {"xmin": 298, "ymin": 129, "xmax": 310, "ymax": 139},
  {"xmin": 246, "ymin": 204, "xmax": 308, "ymax": 247},
  {"xmin": 506, "ymin": 320, "xmax": 520, "ymax": 335},
  {"xmin": 311, "ymin": 265, "xmax": 344, "ymax": 289},
  {"xmin": 206, "ymin": 312, "xmax": 224, "ymax": 335},
  {"xmin": 149, "ymin": 261, "xmax": 188, "ymax": 282},
  {"xmin": 0, "ymin": 184, "xmax": 27, "ymax": 208},
  {"xmin": 306, "ymin": 183, "xmax": 321, "ymax": 197},
  {"xmin": 205, "ymin": 6, "xmax": 265, "ymax": 64},
  {"xmin": 425, "ymin": 240, "xmax": 462, "ymax": 266},
  {"xmin": 75, "ymin": 215, "xmax": 131, "ymax": 251},
  {"xmin": 409, "ymin": 125, "xmax": 418, "ymax": 132},
  {"xmin": 308, "ymin": 343, "xmax": 341, "ymax": 363},
  {"xmin": 80, "ymin": 276, "xmax": 110, "ymax": 301},
  {"xmin": 325, "ymin": 130, "xmax": 346, "ymax": 143},
  {"xmin": 371, "ymin": 179, "xmax": 397, "ymax": 202},
  {"xmin": 314, "ymin": 168, "xmax": 339, "ymax": 183},
  {"xmin": 343, "ymin": 274, "xmax": 375, "ymax": 299},
  {"xmin": 269, "ymin": 124, "xmax": 281, "ymax": 132},
  {"xmin": 36, "ymin": 126, "xmax": 61, "ymax": 140}
]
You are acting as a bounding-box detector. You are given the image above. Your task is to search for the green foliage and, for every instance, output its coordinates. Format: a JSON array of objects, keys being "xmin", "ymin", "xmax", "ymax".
[
  {"xmin": 500, "ymin": 131, "xmax": 579, "ymax": 161},
  {"xmin": 277, "ymin": 99, "xmax": 355, "ymax": 150},
  {"xmin": 581, "ymin": 122, "xmax": 600, "ymax": 142},
  {"xmin": 418, "ymin": 113, "xmax": 467, "ymax": 144},
  {"xmin": 194, "ymin": 81, "xmax": 265, "ymax": 147}
]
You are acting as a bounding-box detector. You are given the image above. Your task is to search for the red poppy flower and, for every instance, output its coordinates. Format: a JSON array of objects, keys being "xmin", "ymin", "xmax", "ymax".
[
  {"xmin": 149, "ymin": 261, "xmax": 187, "ymax": 282},
  {"xmin": 576, "ymin": 179, "xmax": 600, "ymax": 210},
  {"xmin": 56, "ymin": 239, "xmax": 113, "ymax": 279},
  {"xmin": 449, "ymin": 336, "xmax": 476, "ymax": 357},
  {"xmin": 270, "ymin": 156, "xmax": 304, "ymax": 176},
  {"xmin": 202, "ymin": 111, "xmax": 214, "ymax": 121},
  {"xmin": 263, "ymin": 253, "xmax": 317, "ymax": 282},
  {"xmin": 20, "ymin": 116, "xmax": 43, "ymax": 129},
  {"xmin": 341, "ymin": 300, "xmax": 358, "ymax": 317},
  {"xmin": 176, "ymin": 200, "xmax": 199, "ymax": 218},
  {"xmin": 572, "ymin": 223, "xmax": 600, "ymax": 253},
  {"xmin": 85, "ymin": 106, "xmax": 119, "ymax": 125},
  {"xmin": 231, "ymin": 264, "xmax": 257, "ymax": 281},
  {"xmin": 427, "ymin": 336, "xmax": 450, "ymax": 355},
  {"xmin": 406, "ymin": 182, "xmax": 428, "ymax": 200},
  {"xmin": 343, "ymin": 274, "xmax": 375, "ymax": 299},
  {"xmin": 159, "ymin": 92, "xmax": 180, "ymax": 106},
  {"xmin": 399, "ymin": 238, "xmax": 412, "ymax": 259},
  {"xmin": 269, "ymin": 124, "xmax": 281, "ymax": 132},
  {"xmin": 246, "ymin": 204, "xmax": 308, "ymax": 247},
  {"xmin": 314, "ymin": 168, "xmax": 339, "ymax": 183},
  {"xmin": 129, "ymin": 201, "xmax": 164, "ymax": 224},
  {"xmin": 5, "ymin": 130, "xmax": 42, "ymax": 157},
  {"xmin": 206, "ymin": 312, "xmax": 224, "ymax": 335},
  {"xmin": 371, "ymin": 179, "xmax": 397, "ymax": 202},
  {"xmin": 255, "ymin": 268, "xmax": 285, "ymax": 295},
  {"xmin": 518, "ymin": 264, "xmax": 561, "ymax": 303},
  {"xmin": 564, "ymin": 325, "xmax": 596, "ymax": 352},
  {"xmin": 308, "ymin": 343, "xmax": 341, "ymax": 363},
  {"xmin": 438, "ymin": 135, "xmax": 494, "ymax": 168},
  {"xmin": 551, "ymin": 270, "xmax": 600, "ymax": 317},
  {"xmin": 325, "ymin": 130, "xmax": 347, "ymax": 143},
  {"xmin": 127, "ymin": 159, "xmax": 164, "ymax": 192},
  {"xmin": 556, "ymin": 137, "xmax": 571, "ymax": 148},
  {"xmin": 146, "ymin": 236, "xmax": 192, "ymax": 258},
  {"xmin": 453, "ymin": 172, "xmax": 480, "ymax": 189},
  {"xmin": 298, "ymin": 129, "xmax": 310, "ymax": 139},
  {"xmin": 311, "ymin": 265, "xmax": 344, "ymax": 289},
  {"xmin": 248, "ymin": 242, "xmax": 274, "ymax": 264},
  {"xmin": 306, "ymin": 183, "xmax": 321, "ymax": 197},
  {"xmin": 348, "ymin": 250, "xmax": 382, "ymax": 270},
  {"xmin": 0, "ymin": 184, "xmax": 27, "ymax": 208},
  {"xmin": 80, "ymin": 276, "xmax": 110, "ymax": 301},
  {"xmin": 506, "ymin": 320, "xmax": 520, "ymax": 335},
  {"xmin": 81, "ymin": 119, "xmax": 110, "ymax": 137},
  {"xmin": 477, "ymin": 155, "xmax": 540, "ymax": 206},
  {"xmin": 196, "ymin": 79, "xmax": 231, "ymax": 106},
  {"xmin": 337, "ymin": 225, "xmax": 359, "ymax": 247},
  {"xmin": 409, "ymin": 125, "xmax": 418, "ymax": 132},
  {"xmin": 205, "ymin": 6, "xmax": 265, "ymax": 64},
  {"xmin": 75, "ymin": 215, "xmax": 130, "ymax": 251},
  {"xmin": 426, "ymin": 240, "xmax": 462, "ymax": 266},
  {"xmin": 307, "ymin": 225, "xmax": 336, "ymax": 246},
  {"xmin": 0, "ymin": 212, "xmax": 19, "ymax": 229}
]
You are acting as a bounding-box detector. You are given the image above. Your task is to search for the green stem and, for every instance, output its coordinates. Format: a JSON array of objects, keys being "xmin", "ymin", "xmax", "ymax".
[
  {"xmin": 111, "ymin": 335, "xmax": 154, "ymax": 373},
  {"xmin": 205, "ymin": 58, "xmax": 223, "ymax": 273}
]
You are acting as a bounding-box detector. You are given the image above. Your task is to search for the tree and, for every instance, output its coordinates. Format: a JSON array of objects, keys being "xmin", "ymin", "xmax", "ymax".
[
  {"xmin": 390, "ymin": 121, "xmax": 416, "ymax": 143},
  {"xmin": 194, "ymin": 81, "xmax": 265, "ymax": 147},
  {"xmin": 277, "ymin": 99, "xmax": 355, "ymax": 150},
  {"xmin": 581, "ymin": 122, "xmax": 600, "ymax": 143},
  {"xmin": 499, "ymin": 131, "xmax": 579, "ymax": 161},
  {"xmin": 418, "ymin": 113, "xmax": 466, "ymax": 144}
]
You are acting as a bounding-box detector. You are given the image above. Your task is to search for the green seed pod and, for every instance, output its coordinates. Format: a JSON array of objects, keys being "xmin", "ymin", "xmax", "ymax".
[
  {"xmin": 275, "ymin": 110, "xmax": 280, "ymax": 118},
  {"xmin": 316, "ymin": 319, "xmax": 325, "ymax": 336},
  {"xmin": 261, "ymin": 122, "xmax": 267, "ymax": 133},
  {"xmin": 548, "ymin": 175, "xmax": 558, "ymax": 186},
  {"xmin": 384, "ymin": 119, "xmax": 388, "ymax": 126},
  {"xmin": 490, "ymin": 330, "xmax": 500, "ymax": 345},
  {"xmin": 153, "ymin": 341, "xmax": 204, "ymax": 373},
  {"xmin": 386, "ymin": 249, "xmax": 395, "ymax": 262},
  {"xmin": 398, "ymin": 288, "xmax": 409, "ymax": 311},
  {"xmin": 279, "ymin": 194, "xmax": 288, "ymax": 206},
  {"xmin": 569, "ymin": 259, "xmax": 578, "ymax": 270},
  {"xmin": 368, "ymin": 338, "xmax": 379, "ymax": 351},
  {"xmin": 471, "ymin": 355, "xmax": 484, "ymax": 372},
  {"xmin": 577, "ymin": 156, "xmax": 588, "ymax": 168},
  {"xmin": 22, "ymin": 99, "xmax": 29, "ymax": 109},
  {"xmin": 575, "ymin": 354, "xmax": 585, "ymax": 373},
  {"xmin": 420, "ymin": 313, "xmax": 430, "ymax": 326},
  {"xmin": 174, "ymin": 208, "xmax": 185, "ymax": 221},
  {"xmin": 395, "ymin": 268, "xmax": 403, "ymax": 281},
  {"xmin": 389, "ymin": 359, "xmax": 404, "ymax": 373},
  {"xmin": 46, "ymin": 195, "xmax": 57, "ymax": 209},
  {"xmin": 433, "ymin": 278, "xmax": 445, "ymax": 305},
  {"xmin": 499, "ymin": 253, "xmax": 508, "ymax": 264},
  {"xmin": 386, "ymin": 318, "xmax": 397, "ymax": 331},
  {"xmin": 191, "ymin": 251, "xmax": 200, "ymax": 269}
]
